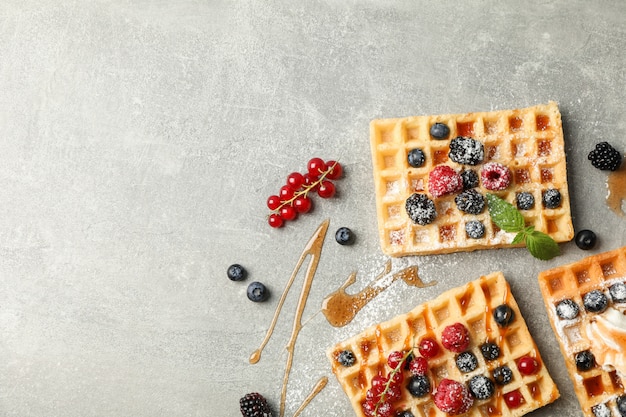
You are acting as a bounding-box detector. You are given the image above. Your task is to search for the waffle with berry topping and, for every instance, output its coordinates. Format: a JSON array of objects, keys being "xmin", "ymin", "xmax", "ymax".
[
  {"xmin": 328, "ymin": 272, "xmax": 559, "ymax": 417},
  {"xmin": 538, "ymin": 246, "xmax": 626, "ymax": 417},
  {"xmin": 370, "ymin": 101, "xmax": 574, "ymax": 257}
]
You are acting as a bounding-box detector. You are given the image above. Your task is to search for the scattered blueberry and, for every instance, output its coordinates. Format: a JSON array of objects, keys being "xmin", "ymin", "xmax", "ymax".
[
  {"xmin": 583, "ymin": 290, "xmax": 608, "ymax": 313},
  {"xmin": 480, "ymin": 342, "xmax": 500, "ymax": 361},
  {"xmin": 492, "ymin": 365, "xmax": 513, "ymax": 385},
  {"xmin": 335, "ymin": 227, "xmax": 356, "ymax": 245},
  {"xmin": 460, "ymin": 169, "xmax": 479, "ymax": 189},
  {"xmin": 591, "ymin": 403, "xmax": 611, "ymax": 417},
  {"xmin": 468, "ymin": 375, "xmax": 495, "ymax": 400},
  {"xmin": 493, "ymin": 304, "xmax": 515, "ymax": 327},
  {"xmin": 407, "ymin": 374, "xmax": 431, "ymax": 397},
  {"xmin": 455, "ymin": 189, "xmax": 486, "ymax": 214},
  {"xmin": 610, "ymin": 282, "xmax": 626, "ymax": 303},
  {"xmin": 408, "ymin": 148, "xmax": 426, "ymax": 167},
  {"xmin": 227, "ymin": 264, "xmax": 247, "ymax": 281},
  {"xmin": 575, "ymin": 350, "xmax": 595, "ymax": 371},
  {"xmin": 555, "ymin": 299, "xmax": 580, "ymax": 320},
  {"xmin": 397, "ymin": 411, "xmax": 415, "ymax": 417},
  {"xmin": 542, "ymin": 189, "xmax": 562, "ymax": 209},
  {"xmin": 465, "ymin": 221, "xmax": 485, "ymax": 239},
  {"xmin": 405, "ymin": 193, "xmax": 437, "ymax": 225},
  {"xmin": 456, "ymin": 351, "xmax": 478, "ymax": 373},
  {"xmin": 449, "ymin": 137, "xmax": 484, "ymax": 165},
  {"xmin": 575, "ymin": 230, "xmax": 597, "ymax": 250},
  {"xmin": 337, "ymin": 350, "xmax": 356, "ymax": 367},
  {"xmin": 588, "ymin": 142, "xmax": 623, "ymax": 171},
  {"xmin": 430, "ymin": 122, "xmax": 450, "ymax": 139},
  {"xmin": 516, "ymin": 192, "xmax": 535, "ymax": 210},
  {"xmin": 247, "ymin": 281, "xmax": 269, "ymax": 302},
  {"xmin": 616, "ymin": 394, "xmax": 626, "ymax": 416}
]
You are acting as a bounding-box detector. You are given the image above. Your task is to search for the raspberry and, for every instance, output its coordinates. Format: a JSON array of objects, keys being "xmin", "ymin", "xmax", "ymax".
[
  {"xmin": 441, "ymin": 323, "xmax": 470, "ymax": 353},
  {"xmin": 405, "ymin": 193, "xmax": 437, "ymax": 225},
  {"xmin": 409, "ymin": 356, "xmax": 428, "ymax": 375},
  {"xmin": 588, "ymin": 142, "xmax": 622, "ymax": 171},
  {"xmin": 434, "ymin": 379, "xmax": 474, "ymax": 415},
  {"xmin": 240, "ymin": 392, "xmax": 273, "ymax": 417},
  {"xmin": 454, "ymin": 189, "xmax": 486, "ymax": 214},
  {"xmin": 481, "ymin": 162, "xmax": 511, "ymax": 191},
  {"xmin": 428, "ymin": 165, "xmax": 463, "ymax": 198},
  {"xmin": 448, "ymin": 137, "xmax": 484, "ymax": 165}
]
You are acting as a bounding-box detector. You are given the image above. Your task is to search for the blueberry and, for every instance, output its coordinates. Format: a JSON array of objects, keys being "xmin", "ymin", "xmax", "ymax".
[
  {"xmin": 456, "ymin": 351, "xmax": 478, "ymax": 373},
  {"xmin": 247, "ymin": 281, "xmax": 269, "ymax": 302},
  {"xmin": 460, "ymin": 169, "xmax": 479, "ymax": 189},
  {"xmin": 480, "ymin": 342, "xmax": 500, "ymax": 361},
  {"xmin": 335, "ymin": 227, "xmax": 356, "ymax": 245},
  {"xmin": 492, "ymin": 365, "xmax": 513, "ymax": 385},
  {"xmin": 405, "ymin": 193, "xmax": 437, "ymax": 225},
  {"xmin": 455, "ymin": 189, "xmax": 486, "ymax": 214},
  {"xmin": 575, "ymin": 350, "xmax": 595, "ymax": 371},
  {"xmin": 583, "ymin": 290, "xmax": 608, "ymax": 313},
  {"xmin": 493, "ymin": 304, "xmax": 515, "ymax": 327},
  {"xmin": 430, "ymin": 122, "xmax": 450, "ymax": 139},
  {"xmin": 468, "ymin": 375, "xmax": 495, "ymax": 400},
  {"xmin": 516, "ymin": 192, "xmax": 535, "ymax": 210},
  {"xmin": 465, "ymin": 220, "xmax": 485, "ymax": 239},
  {"xmin": 591, "ymin": 403, "xmax": 611, "ymax": 417},
  {"xmin": 396, "ymin": 411, "xmax": 415, "ymax": 417},
  {"xmin": 616, "ymin": 394, "xmax": 626, "ymax": 416},
  {"xmin": 227, "ymin": 264, "xmax": 247, "ymax": 281},
  {"xmin": 408, "ymin": 148, "xmax": 426, "ymax": 167},
  {"xmin": 407, "ymin": 374, "xmax": 430, "ymax": 397},
  {"xmin": 449, "ymin": 137, "xmax": 484, "ymax": 165},
  {"xmin": 575, "ymin": 230, "xmax": 597, "ymax": 250},
  {"xmin": 555, "ymin": 299, "xmax": 579, "ymax": 320},
  {"xmin": 542, "ymin": 189, "xmax": 562, "ymax": 209},
  {"xmin": 337, "ymin": 350, "xmax": 356, "ymax": 367},
  {"xmin": 610, "ymin": 282, "xmax": 626, "ymax": 303}
]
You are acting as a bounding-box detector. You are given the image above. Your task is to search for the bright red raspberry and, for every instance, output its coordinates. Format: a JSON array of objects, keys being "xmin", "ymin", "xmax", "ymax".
[
  {"xmin": 517, "ymin": 356, "xmax": 539, "ymax": 375},
  {"xmin": 428, "ymin": 165, "xmax": 463, "ymax": 198},
  {"xmin": 434, "ymin": 378, "xmax": 474, "ymax": 415},
  {"xmin": 480, "ymin": 162, "xmax": 511, "ymax": 191},
  {"xmin": 387, "ymin": 351, "xmax": 404, "ymax": 369},
  {"xmin": 409, "ymin": 356, "xmax": 429, "ymax": 375},
  {"xmin": 441, "ymin": 323, "xmax": 470, "ymax": 353},
  {"xmin": 418, "ymin": 337, "xmax": 440, "ymax": 359}
]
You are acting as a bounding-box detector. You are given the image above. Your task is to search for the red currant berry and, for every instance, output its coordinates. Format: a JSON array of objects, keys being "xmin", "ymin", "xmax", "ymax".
[
  {"xmin": 286, "ymin": 172, "xmax": 305, "ymax": 189},
  {"xmin": 387, "ymin": 351, "xmax": 404, "ymax": 369},
  {"xmin": 389, "ymin": 371, "xmax": 404, "ymax": 386},
  {"xmin": 386, "ymin": 382, "xmax": 402, "ymax": 400},
  {"xmin": 504, "ymin": 390, "xmax": 524, "ymax": 408},
  {"xmin": 409, "ymin": 356, "xmax": 428, "ymax": 375},
  {"xmin": 268, "ymin": 213, "xmax": 284, "ymax": 228},
  {"xmin": 365, "ymin": 388, "xmax": 381, "ymax": 403},
  {"xmin": 267, "ymin": 195, "xmax": 281, "ymax": 210},
  {"xmin": 517, "ymin": 356, "xmax": 539, "ymax": 375},
  {"xmin": 419, "ymin": 337, "xmax": 440, "ymax": 359},
  {"xmin": 279, "ymin": 185, "xmax": 295, "ymax": 201},
  {"xmin": 376, "ymin": 402, "xmax": 394, "ymax": 417},
  {"xmin": 303, "ymin": 173, "xmax": 320, "ymax": 191},
  {"xmin": 317, "ymin": 180, "xmax": 335, "ymax": 198},
  {"xmin": 293, "ymin": 195, "xmax": 312, "ymax": 213},
  {"xmin": 325, "ymin": 160, "xmax": 343, "ymax": 179},
  {"xmin": 371, "ymin": 375, "xmax": 388, "ymax": 395},
  {"xmin": 308, "ymin": 157, "xmax": 327, "ymax": 176},
  {"xmin": 280, "ymin": 205, "xmax": 297, "ymax": 221},
  {"xmin": 362, "ymin": 400, "xmax": 376, "ymax": 417}
]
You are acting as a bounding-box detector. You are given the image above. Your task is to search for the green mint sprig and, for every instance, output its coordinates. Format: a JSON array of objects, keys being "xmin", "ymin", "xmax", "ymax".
[{"xmin": 486, "ymin": 193, "xmax": 560, "ymax": 260}]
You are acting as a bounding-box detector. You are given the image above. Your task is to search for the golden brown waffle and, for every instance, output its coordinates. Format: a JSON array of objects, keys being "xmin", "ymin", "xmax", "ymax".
[
  {"xmin": 328, "ymin": 272, "xmax": 559, "ymax": 417},
  {"xmin": 370, "ymin": 101, "xmax": 573, "ymax": 257},
  {"xmin": 538, "ymin": 246, "xmax": 626, "ymax": 417}
]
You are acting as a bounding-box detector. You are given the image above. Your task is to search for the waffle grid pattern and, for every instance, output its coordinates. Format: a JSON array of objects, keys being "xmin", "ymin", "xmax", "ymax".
[
  {"xmin": 538, "ymin": 246, "xmax": 626, "ymax": 417},
  {"xmin": 370, "ymin": 102, "xmax": 573, "ymax": 257},
  {"xmin": 329, "ymin": 272, "xmax": 559, "ymax": 417}
]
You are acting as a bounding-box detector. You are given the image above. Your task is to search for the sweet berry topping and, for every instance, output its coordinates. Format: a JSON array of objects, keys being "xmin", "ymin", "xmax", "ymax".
[
  {"xmin": 307, "ymin": 157, "xmax": 327, "ymax": 176},
  {"xmin": 408, "ymin": 148, "xmax": 426, "ymax": 168},
  {"xmin": 575, "ymin": 229, "xmax": 597, "ymax": 250},
  {"xmin": 517, "ymin": 356, "xmax": 539, "ymax": 375},
  {"xmin": 280, "ymin": 205, "xmax": 297, "ymax": 221},
  {"xmin": 460, "ymin": 169, "xmax": 479, "ymax": 189},
  {"xmin": 267, "ymin": 195, "xmax": 281, "ymax": 210},
  {"xmin": 588, "ymin": 142, "xmax": 623, "ymax": 171},
  {"xmin": 418, "ymin": 337, "xmax": 440, "ymax": 358},
  {"xmin": 583, "ymin": 290, "xmax": 608, "ymax": 313},
  {"xmin": 468, "ymin": 375, "xmax": 495, "ymax": 400},
  {"xmin": 449, "ymin": 137, "xmax": 484, "ymax": 165},
  {"xmin": 335, "ymin": 227, "xmax": 355, "ymax": 245},
  {"xmin": 493, "ymin": 304, "xmax": 515, "ymax": 327},
  {"xmin": 434, "ymin": 379, "xmax": 474, "ymax": 415},
  {"xmin": 503, "ymin": 390, "xmax": 524, "ymax": 409},
  {"xmin": 616, "ymin": 395, "xmax": 626, "ymax": 416},
  {"xmin": 337, "ymin": 350, "xmax": 356, "ymax": 367},
  {"xmin": 430, "ymin": 122, "xmax": 450, "ymax": 139},
  {"xmin": 317, "ymin": 180, "xmax": 335, "ymax": 198},
  {"xmin": 592, "ymin": 403, "xmax": 612, "ymax": 417},
  {"xmin": 227, "ymin": 264, "xmax": 247, "ymax": 281},
  {"xmin": 268, "ymin": 213, "xmax": 284, "ymax": 228},
  {"xmin": 481, "ymin": 162, "xmax": 511, "ymax": 191},
  {"xmin": 387, "ymin": 351, "xmax": 404, "ymax": 369},
  {"xmin": 465, "ymin": 220, "xmax": 485, "ymax": 239},
  {"xmin": 556, "ymin": 299, "xmax": 579, "ymax": 320},
  {"xmin": 428, "ymin": 165, "xmax": 463, "ymax": 198},
  {"xmin": 325, "ymin": 160, "xmax": 342, "ymax": 180},
  {"xmin": 441, "ymin": 323, "xmax": 470, "ymax": 353},
  {"xmin": 455, "ymin": 351, "xmax": 478, "ymax": 373},
  {"xmin": 575, "ymin": 350, "xmax": 595, "ymax": 371},
  {"xmin": 407, "ymin": 375, "xmax": 431, "ymax": 397},
  {"xmin": 492, "ymin": 365, "xmax": 513, "ymax": 385},
  {"xmin": 516, "ymin": 192, "xmax": 535, "ymax": 210},
  {"xmin": 396, "ymin": 411, "xmax": 415, "ymax": 417},
  {"xmin": 409, "ymin": 356, "xmax": 428, "ymax": 376},
  {"xmin": 240, "ymin": 392, "xmax": 273, "ymax": 417},
  {"xmin": 542, "ymin": 188, "xmax": 562, "ymax": 209},
  {"xmin": 286, "ymin": 172, "xmax": 305, "ymax": 189},
  {"xmin": 247, "ymin": 282, "xmax": 269, "ymax": 302},
  {"xmin": 610, "ymin": 282, "xmax": 626, "ymax": 303},
  {"xmin": 480, "ymin": 342, "xmax": 500, "ymax": 361},
  {"xmin": 405, "ymin": 193, "xmax": 437, "ymax": 225},
  {"xmin": 455, "ymin": 189, "xmax": 486, "ymax": 214}
]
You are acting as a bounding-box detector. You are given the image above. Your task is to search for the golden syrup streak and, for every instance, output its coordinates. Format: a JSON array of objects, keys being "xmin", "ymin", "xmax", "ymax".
[
  {"xmin": 292, "ymin": 376, "xmax": 328, "ymax": 417},
  {"xmin": 607, "ymin": 166, "xmax": 626, "ymax": 216}
]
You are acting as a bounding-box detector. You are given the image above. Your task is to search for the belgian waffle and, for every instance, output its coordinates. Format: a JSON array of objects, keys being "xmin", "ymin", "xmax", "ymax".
[
  {"xmin": 370, "ymin": 101, "xmax": 574, "ymax": 257},
  {"xmin": 538, "ymin": 246, "xmax": 626, "ymax": 417},
  {"xmin": 328, "ymin": 272, "xmax": 559, "ymax": 417}
]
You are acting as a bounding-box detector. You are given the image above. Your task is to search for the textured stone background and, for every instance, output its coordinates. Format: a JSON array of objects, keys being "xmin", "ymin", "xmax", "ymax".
[{"xmin": 1, "ymin": 1, "xmax": 625, "ymax": 416}]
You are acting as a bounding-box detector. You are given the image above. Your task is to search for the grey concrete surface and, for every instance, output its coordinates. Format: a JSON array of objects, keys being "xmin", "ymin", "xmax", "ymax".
[{"xmin": 1, "ymin": 1, "xmax": 625, "ymax": 416}]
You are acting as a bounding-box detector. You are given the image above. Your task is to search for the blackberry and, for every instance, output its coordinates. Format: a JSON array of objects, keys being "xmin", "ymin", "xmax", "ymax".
[
  {"xmin": 455, "ymin": 351, "xmax": 478, "ymax": 373},
  {"xmin": 405, "ymin": 193, "xmax": 437, "ymax": 225},
  {"xmin": 335, "ymin": 227, "xmax": 355, "ymax": 245},
  {"xmin": 575, "ymin": 229, "xmax": 597, "ymax": 250},
  {"xmin": 616, "ymin": 394, "xmax": 626, "ymax": 416},
  {"xmin": 480, "ymin": 342, "xmax": 500, "ymax": 361},
  {"xmin": 396, "ymin": 411, "xmax": 415, "ymax": 417},
  {"xmin": 337, "ymin": 350, "xmax": 356, "ymax": 367},
  {"xmin": 465, "ymin": 221, "xmax": 485, "ymax": 239},
  {"xmin": 542, "ymin": 189, "xmax": 562, "ymax": 209},
  {"xmin": 591, "ymin": 403, "xmax": 611, "ymax": 417},
  {"xmin": 468, "ymin": 375, "xmax": 495, "ymax": 400},
  {"xmin": 430, "ymin": 122, "xmax": 450, "ymax": 139},
  {"xmin": 492, "ymin": 365, "xmax": 513, "ymax": 385},
  {"xmin": 460, "ymin": 169, "xmax": 479, "ymax": 189},
  {"xmin": 407, "ymin": 374, "xmax": 431, "ymax": 397},
  {"xmin": 588, "ymin": 142, "xmax": 622, "ymax": 171},
  {"xmin": 583, "ymin": 290, "xmax": 608, "ymax": 313},
  {"xmin": 575, "ymin": 350, "xmax": 595, "ymax": 371},
  {"xmin": 449, "ymin": 137, "xmax": 484, "ymax": 165},
  {"xmin": 493, "ymin": 304, "xmax": 515, "ymax": 327},
  {"xmin": 247, "ymin": 282, "xmax": 269, "ymax": 302},
  {"xmin": 455, "ymin": 189, "xmax": 486, "ymax": 214},
  {"xmin": 555, "ymin": 299, "xmax": 579, "ymax": 320},
  {"xmin": 228, "ymin": 264, "xmax": 247, "ymax": 281},
  {"xmin": 610, "ymin": 282, "xmax": 626, "ymax": 303},
  {"xmin": 408, "ymin": 148, "xmax": 426, "ymax": 167},
  {"xmin": 240, "ymin": 392, "xmax": 273, "ymax": 417},
  {"xmin": 516, "ymin": 192, "xmax": 535, "ymax": 210}
]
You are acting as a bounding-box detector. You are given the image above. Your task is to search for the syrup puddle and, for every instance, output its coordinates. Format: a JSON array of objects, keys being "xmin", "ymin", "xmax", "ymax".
[
  {"xmin": 607, "ymin": 166, "xmax": 626, "ymax": 216},
  {"xmin": 249, "ymin": 219, "xmax": 329, "ymax": 417},
  {"xmin": 321, "ymin": 259, "xmax": 437, "ymax": 327}
]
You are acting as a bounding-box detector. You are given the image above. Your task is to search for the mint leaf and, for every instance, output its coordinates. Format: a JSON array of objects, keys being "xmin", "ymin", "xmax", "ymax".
[
  {"xmin": 486, "ymin": 194, "xmax": 525, "ymax": 233},
  {"xmin": 526, "ymin": 230, "xmax": 560, "ymax": 260},
  {"xmin": 511, "ymin": 232, "xmax": 526, "ymax": 245}
]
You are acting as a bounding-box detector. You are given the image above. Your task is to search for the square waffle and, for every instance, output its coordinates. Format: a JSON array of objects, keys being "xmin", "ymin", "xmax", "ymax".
[
  {"xmin": 370, "ymin": 101, "xmax": 574, "ymax": 257},
  {"xmin": 328, "ymin": 272, "xmax": 559, "ymax": 417},
  {"xmin": 538, "ymin": 246, "xmax": 626, "ymax": 417}
]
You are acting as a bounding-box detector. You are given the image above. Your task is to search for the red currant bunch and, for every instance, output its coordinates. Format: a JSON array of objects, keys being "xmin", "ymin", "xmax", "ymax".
[
  {"xmin": 266, "ymin": 158, "xmax": 343, "ymax": 228},
  {"xmin": 362, "ymin": 350, "xmax": 412, "ymax": 417}
]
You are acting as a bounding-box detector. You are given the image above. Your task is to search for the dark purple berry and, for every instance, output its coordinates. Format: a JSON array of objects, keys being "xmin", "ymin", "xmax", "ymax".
[
  {"xmin": 430, "ymin": 123, "xmax": 450, "ymax": 139},
  {"xmin": 468, "ymin": 375, "xmax": 495, "ymax": 400},
  {"xmin": 555, "ymin": 299, "xmax": 579, "ymax": 320},
  {"xmin": 247, "ymin": 282, "xmax": 269, "ymax": 302},
  {"xmin": 583, "ymin": 290, "xmax": 608, "ymax": 313},
  {"xmin": 575, "ymin": 230, "xmax": 597, "ymax": 250},
  {"xmin": 228, "ymin": 264, "xmax": 247, "ymax": 281},
  {"xmin": 493, "ymin": 304, "xmax": 515, "ymax": 327},
  {"xmin": 408, "ymin": 148, "xmax": 426, "ymax": 167},
  {"xmin": 575, "ymin": 350, "xmax": 595, "ymax": 371}
]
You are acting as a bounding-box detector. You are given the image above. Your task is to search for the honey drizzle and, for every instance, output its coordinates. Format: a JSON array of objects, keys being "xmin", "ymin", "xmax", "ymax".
[
  {"xmin": 607, "ymin": 166, "xmax": 626, "ymax": 216},
  {"xmin": 321, "ymin": 261, "xmax": 437, "ymax": 327},
  {"xmin": 292, "ymin": 376, "xmax": 328, "ymax": 417}
]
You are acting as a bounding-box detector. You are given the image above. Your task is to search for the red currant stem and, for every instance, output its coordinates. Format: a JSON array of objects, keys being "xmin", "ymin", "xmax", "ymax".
[{"xmin": 374, "ymin": 348, "xmax": 414, "ymax": 416}]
